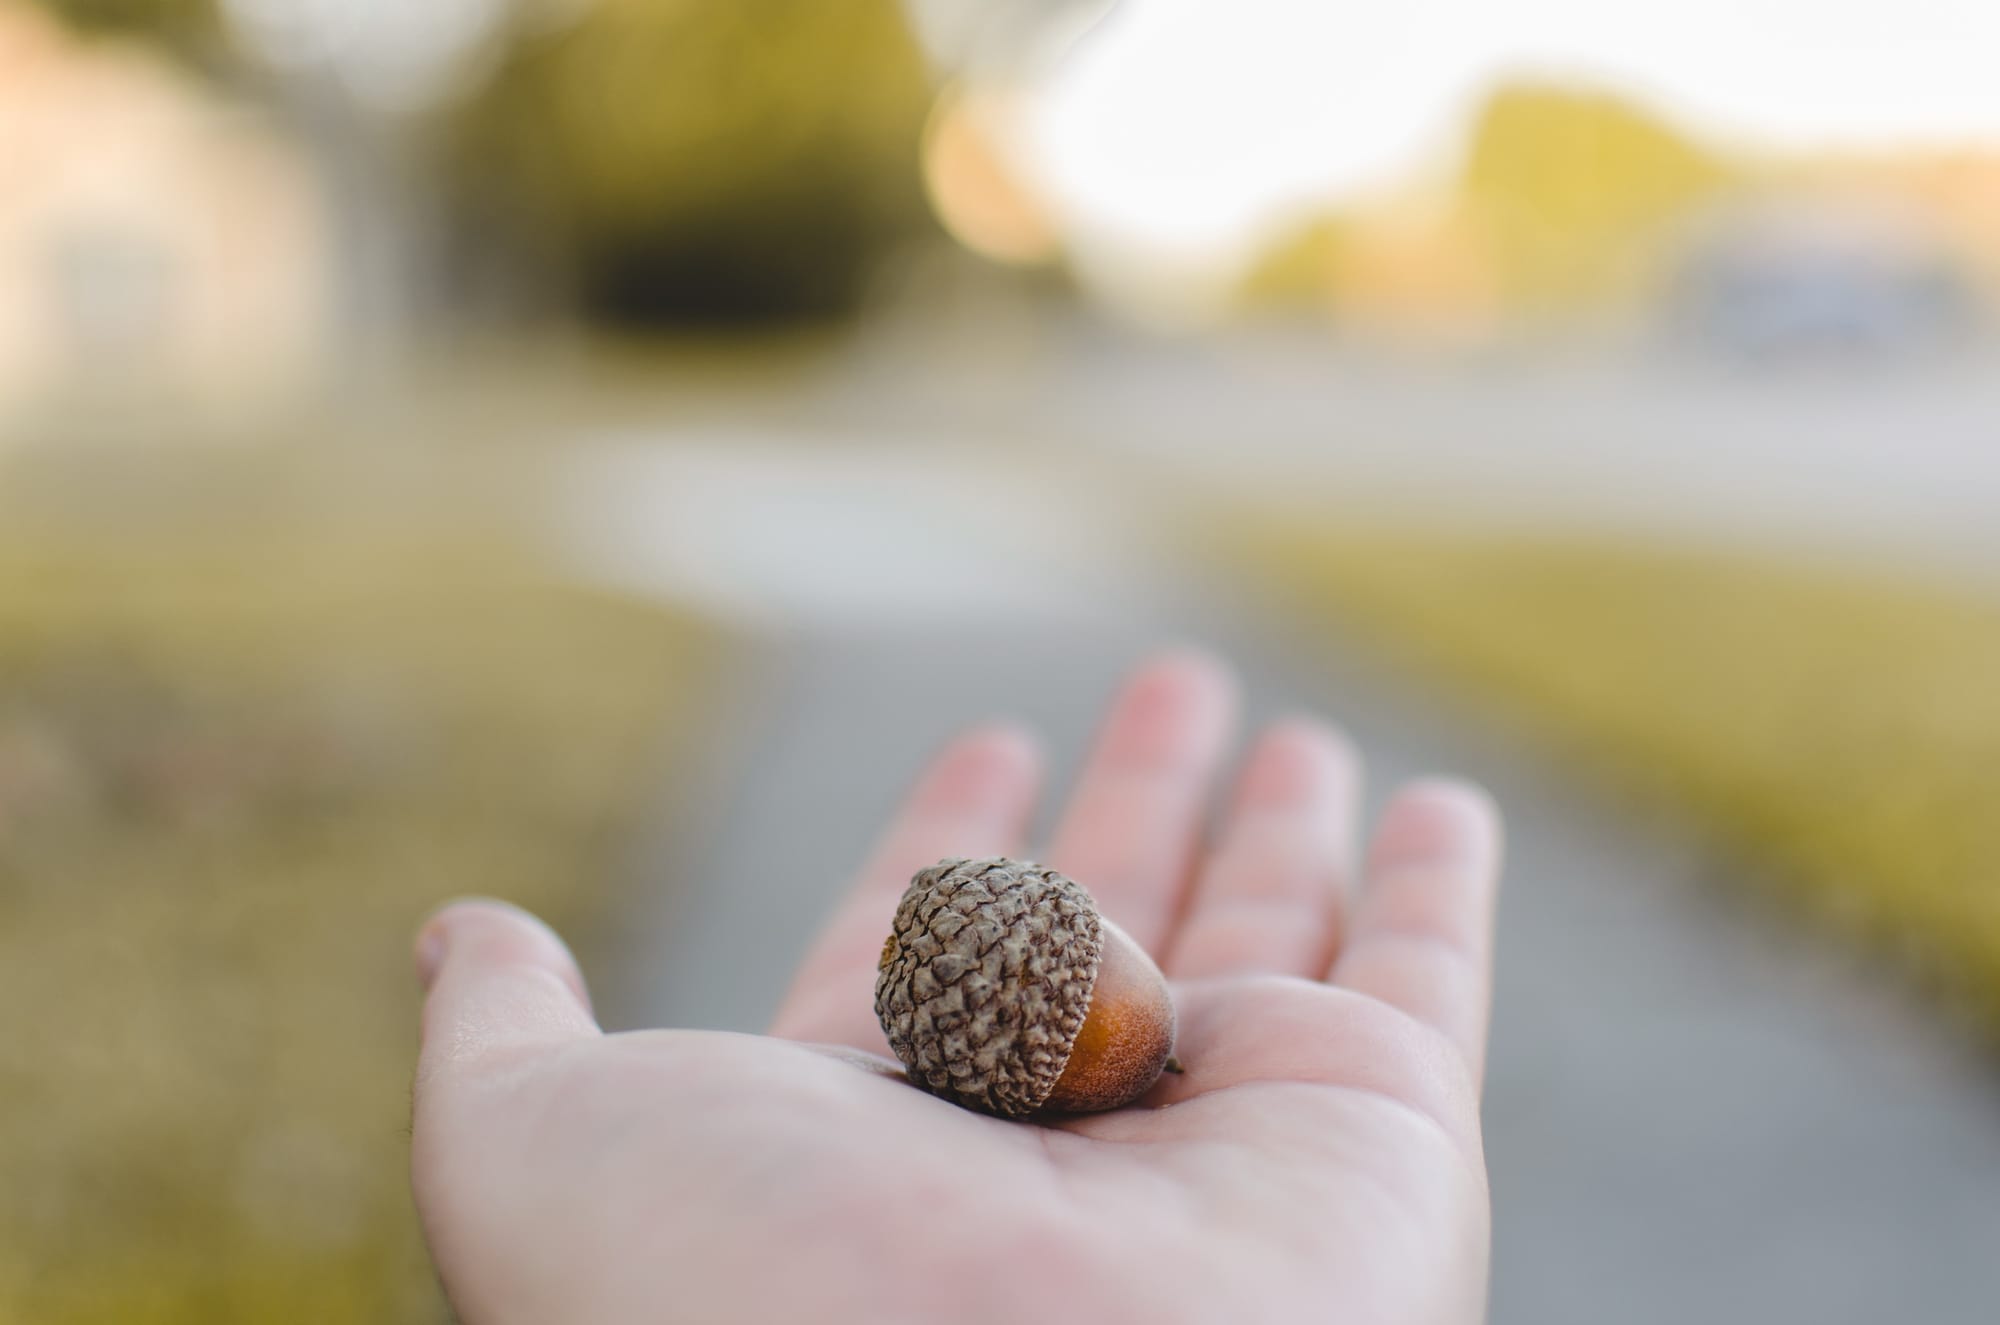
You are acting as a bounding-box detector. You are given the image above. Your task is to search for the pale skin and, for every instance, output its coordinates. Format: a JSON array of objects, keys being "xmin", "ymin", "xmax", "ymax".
[{"xmin": 411, "ymin": 651, "xmax": 1503, "ymax": 1324}]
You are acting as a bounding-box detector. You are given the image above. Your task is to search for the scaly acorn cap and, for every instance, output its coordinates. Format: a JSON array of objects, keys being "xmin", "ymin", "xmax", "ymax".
[{"xmin": 874, "ymin": 856, "xmax": 1177, "ymax": 1118}]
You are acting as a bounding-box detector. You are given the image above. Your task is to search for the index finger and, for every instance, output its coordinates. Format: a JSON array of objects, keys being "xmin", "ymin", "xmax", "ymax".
[{"xmin": 1044, "ymin": 651, "xmax": 1239, "ymax": 953}]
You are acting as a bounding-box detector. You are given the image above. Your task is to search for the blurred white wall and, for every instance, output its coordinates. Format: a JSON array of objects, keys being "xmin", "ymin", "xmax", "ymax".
[{"xmin": 0, "ymin": 2, "xmax": 331, "ymax": 432}]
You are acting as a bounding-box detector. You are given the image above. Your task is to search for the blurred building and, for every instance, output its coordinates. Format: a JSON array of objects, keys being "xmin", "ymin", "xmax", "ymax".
[{"xmin": 0, "ymin": 2, "xmax": 329, "ymax": 432}]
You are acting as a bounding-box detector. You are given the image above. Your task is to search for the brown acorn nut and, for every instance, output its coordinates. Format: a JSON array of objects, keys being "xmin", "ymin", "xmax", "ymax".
[{"xmin": 874, "ymin": 857, "xmax": 1178, "ymax": 1118}]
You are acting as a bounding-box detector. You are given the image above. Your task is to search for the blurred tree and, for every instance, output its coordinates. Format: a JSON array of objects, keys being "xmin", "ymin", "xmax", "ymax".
[
  {"xmin": 1238, "ymin": 215, "xmax": 1351, "ymax": 314},
  {"xmin": 448, "ymin": 0, "xmax": 937, "ymax": 326},
  {"xmin": 1236, "ymin": 206, "xmax": 1500, "ymax": 343},
  {"xmin": 1463, "ymin": 83, "xmax": 1733, "ymax": 310},
  {"xmin": 40, "ymin": 0, "xmax": 229, "ymax": 68}
]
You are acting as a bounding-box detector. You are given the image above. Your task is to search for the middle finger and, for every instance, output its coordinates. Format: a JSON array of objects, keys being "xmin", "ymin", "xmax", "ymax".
[{"xmin": 1044, "ymin": 651, "xmax": 1239, "ymax": 955}]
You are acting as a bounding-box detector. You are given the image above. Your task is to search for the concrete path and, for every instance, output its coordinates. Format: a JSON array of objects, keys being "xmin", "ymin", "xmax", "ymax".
[
  {"xmin": 562, "ymin": 445, "xmax": 2000, "ymax": 1324},
  {"xmin": 687, "ymin": 314, "xmax": 2000, "ymax": 584}
]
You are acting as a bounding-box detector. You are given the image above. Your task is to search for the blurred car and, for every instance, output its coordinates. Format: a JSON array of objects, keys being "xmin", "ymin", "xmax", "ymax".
[{"xmin": 1662, "ymin": 197, "xmax": 1977, "ymax": 361}]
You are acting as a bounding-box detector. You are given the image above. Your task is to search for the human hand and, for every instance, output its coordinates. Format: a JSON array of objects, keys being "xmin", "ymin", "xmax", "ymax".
[{"xmin": 410, "ymin": 652, "xmax": 1502, "ymax": 1324}]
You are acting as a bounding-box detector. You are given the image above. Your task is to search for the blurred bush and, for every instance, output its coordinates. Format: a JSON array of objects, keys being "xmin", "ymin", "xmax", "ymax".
[
  {"xmin": 1238, "ymin": 216, "xmax": 1352, "ymax": 315},
  {"xmin": 37, "ymin": 0, "xmax": 227, "ymax": 70},
  {"xmin": 42, "ymin": 0, "xmax": 213, "ymax": 39},
  {"xmin": 1464, "ymin": 84, "xmax": 1734, "ymax": 310},
  {"xmin": 445, "ymin": 0, "xmax": 936, "ymax": 325},
  {"xmin": 1238, "ymin": 524, "xmax": 2000, "ymax": 1034}
]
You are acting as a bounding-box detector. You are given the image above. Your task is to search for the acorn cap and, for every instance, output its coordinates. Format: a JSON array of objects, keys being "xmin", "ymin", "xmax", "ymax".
[{"xmin": 874, "ymin": 857, "xmax": 1102, "ymax": 1118}]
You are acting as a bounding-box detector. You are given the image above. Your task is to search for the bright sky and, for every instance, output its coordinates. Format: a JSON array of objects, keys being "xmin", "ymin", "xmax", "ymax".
[{"xmin": 1017, "ymin": 0, "xmax": 2000, "ymax": 280}]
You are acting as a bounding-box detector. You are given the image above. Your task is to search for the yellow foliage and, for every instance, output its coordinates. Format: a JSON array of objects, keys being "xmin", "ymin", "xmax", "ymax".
[
  {"xmin": 0, "ymin": 474, "xmax": 716, "ymax": 1321},
  {"xmin": 1462, "ymin": 83, "xmax": 1734, "ymax": 308},
  {"xmin": 1238, "ymin": 205, "xmax": 1499, "ymax": 340},
  {"xmin": 1239, "ymin": 215, "xmax": 1354, "ymax": 311},
  {"xmin": 1333, "ymin": 207, "xmax": 1500, "ymax": 339},
  {"xmin": 1236, "ymin": 523, "xmax": 2000, "ymax": 1030}
]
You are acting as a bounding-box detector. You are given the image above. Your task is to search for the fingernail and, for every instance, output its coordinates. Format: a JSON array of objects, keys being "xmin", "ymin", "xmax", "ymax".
[{"xmin": 415, "ymin": 925, "xmax": 448, "ymax": 990}]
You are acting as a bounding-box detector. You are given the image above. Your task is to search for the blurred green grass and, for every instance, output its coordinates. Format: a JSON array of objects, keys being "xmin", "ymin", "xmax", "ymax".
[
  {"xmin": 1236, "ymin": 525, "xmax": 2000, "ymax": 1029},
  {"xmin": 0, "ymin": 465, "xmax": 716, "ymax": 1322}
]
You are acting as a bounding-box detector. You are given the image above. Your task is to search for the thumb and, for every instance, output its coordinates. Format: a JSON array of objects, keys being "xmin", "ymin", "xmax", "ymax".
[{"xmin": 414, "ymin": 899, "xmax": 600, "ymax": 1090}]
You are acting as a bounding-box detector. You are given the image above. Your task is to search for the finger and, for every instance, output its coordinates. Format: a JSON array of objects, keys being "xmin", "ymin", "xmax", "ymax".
[
  {"xmin": 1165, "ymin": 718, "xmax": 1359, "ymax": 980},
  {"xmin": 769, "ymin": 722, "xmax": 1041, "ymax": 1050},
  {"xmin": 414, "ymin": 899, "xmax": 600, "ymax": 1092},
  {"xmin": 1044, "ymin": 650, "xmax": 1239, "ymax": 954},
  {"xmin": 1329, "ymin": 780, "xmax": 1502, "ymax": 1082}
]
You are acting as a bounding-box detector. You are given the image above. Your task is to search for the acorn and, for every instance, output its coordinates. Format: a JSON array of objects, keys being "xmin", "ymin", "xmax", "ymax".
[{"xmin": 874, "ymin": 856, "xmax": 1179, "ymax": 1118}]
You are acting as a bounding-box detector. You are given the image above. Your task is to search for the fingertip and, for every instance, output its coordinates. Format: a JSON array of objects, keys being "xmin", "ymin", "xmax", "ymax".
[
  {"xmin": 954, "ymin": 719, "xmax": 1043, "ymax": 780},
  {"xmin": 414, "ymin": 924, "xmax": 447, "ymax": 990},
  {"xmin": 915, "ymin": 720, "xmax": 1043, "ymax": 815},
  {"xmin": 1410, "ymin": 775, "xmax": 1499, "ymax": 812},
  {"xmin": 414, "ymin": 898, "xmax": 592, "ymax": 1011},
  {"xmin": 1139, "ymin": 646, "xmax": 1239, "ymax": 712},
  {"xmin": 1099, "ymin": 648, "xmax": 1240, "ymax": 768},
  {"xmin": 1372, "ymin": 778, "xmax": 1503, "ymax": 871},
  {"xmin": 1409, "ymin": 778, "xmax": 1502, "ymax": 842},
  {"xmin": 1234, "ymin": 716, "xmax": 1360, "ymax": 808},
  {"xmin": 1268, "ymin": 712, "xmax": 1357, "ymax": 753}
]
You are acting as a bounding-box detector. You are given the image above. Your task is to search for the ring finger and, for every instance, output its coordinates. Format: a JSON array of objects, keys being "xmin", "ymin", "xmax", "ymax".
[{"xmin": 1165, "ymin": 718, "xmax": 1359, "ymax": 980}]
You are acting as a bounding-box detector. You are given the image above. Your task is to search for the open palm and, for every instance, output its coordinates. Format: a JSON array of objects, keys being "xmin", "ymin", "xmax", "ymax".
[{"xmin": 411, "ymin": 653, "xmax": 1502, "ymax": 1324}]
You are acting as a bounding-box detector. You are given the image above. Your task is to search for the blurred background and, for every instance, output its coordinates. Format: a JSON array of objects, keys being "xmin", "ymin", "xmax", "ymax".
[{"xmin": 4, "ymin": 0, "xmax": 2000, "ymax": 1320}]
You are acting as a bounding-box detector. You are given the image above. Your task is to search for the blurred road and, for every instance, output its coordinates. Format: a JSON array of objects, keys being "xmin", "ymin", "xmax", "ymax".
[
  {"xmin": 563, "ymin": 430, "xmax": 2000, "ymax": 1325},
  {"xmin": 677, "ymin": 313, "xmax": 2000, "ymax": 582}
]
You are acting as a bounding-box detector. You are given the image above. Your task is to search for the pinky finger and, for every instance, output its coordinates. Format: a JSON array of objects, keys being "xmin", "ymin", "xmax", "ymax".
[{"xmin": 1329, "ymin": 780, "xmax": 1502, "ymax": 1084}]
